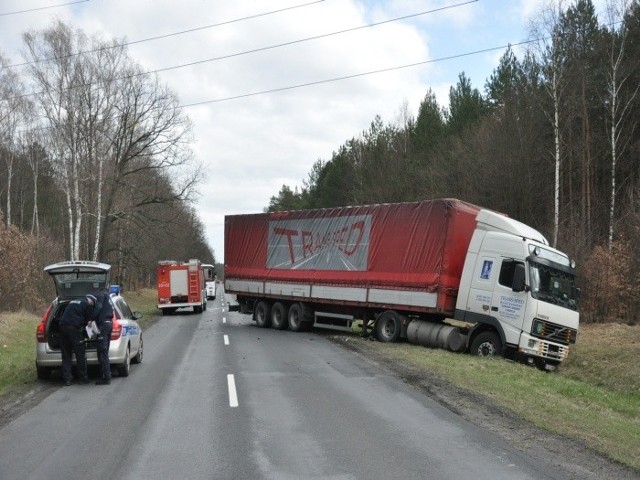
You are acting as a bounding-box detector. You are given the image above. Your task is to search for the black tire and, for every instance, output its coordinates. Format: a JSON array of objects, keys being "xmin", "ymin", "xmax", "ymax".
[
  {"xmin": 36, "ymin": 366, "xmax": 51, "ymax": 380},
  {"xmin": 376, "ymin": 310, "xmax": 401, "ymax": 342},
  {"xmin": 132, "ymin": 336, "xmax": 143, "ymax": 364},
  {"xmin": 254, "ymin": 301, "xmax": 271, "ymax": 328},
  {"xmin": 194, "ymin": 305, "xmax": 202, "ymax": 313},
  {"xmin": 118, "ymin": 346, "xmax": 131, "ymax": 377},
  {"xmin": 288, "ymin": 303, "xmax": 305, "ymax": 332},
  {"xmin": 271, "ymin": 302, "xmax": 288, "ymax": 330},
  {"xmin": 470, "ymin": 331, "xmax": 503, "ymax": 357}
]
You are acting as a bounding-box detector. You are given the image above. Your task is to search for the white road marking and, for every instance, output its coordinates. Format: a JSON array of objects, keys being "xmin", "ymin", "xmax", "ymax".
[
  {"xmin": 227, "ymin": 374, "xmax": 238, "ymax": 408},
  {"xmin": 223, "ymin": 317, "xmax": 226, "ymax": 324},
  {"xmin": 224, "ymin": 334, "xmax": 229, "ymax": 345}
]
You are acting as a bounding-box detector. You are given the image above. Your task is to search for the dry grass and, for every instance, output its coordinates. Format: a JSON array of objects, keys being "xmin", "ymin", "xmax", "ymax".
[{"xmin": 560, "ymin": 323, "xmax": 640, "ymax": 395}]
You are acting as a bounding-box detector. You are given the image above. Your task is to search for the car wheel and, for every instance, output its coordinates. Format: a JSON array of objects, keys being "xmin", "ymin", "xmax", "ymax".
[
  {"xmin": 36, "ymin": 366, "xmax": 51, "ymax": 380},
  {"xmin": 118, "ymin": 346, "xmax": 131, "ymax": 377},
  {"xmin": 132, "ymin": 336, "xmax": 143, "ymax": 364}
]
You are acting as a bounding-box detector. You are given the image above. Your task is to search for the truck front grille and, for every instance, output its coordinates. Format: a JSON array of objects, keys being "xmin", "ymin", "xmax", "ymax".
[{"xmin": 532, "ymin": 318, "xmax": 577, "ymax": 345}]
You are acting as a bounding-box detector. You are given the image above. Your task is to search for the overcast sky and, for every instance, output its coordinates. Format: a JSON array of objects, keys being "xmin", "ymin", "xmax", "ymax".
[{"xmin": 0, "ymin": 0, "xmax": 608, "ymax": 262}]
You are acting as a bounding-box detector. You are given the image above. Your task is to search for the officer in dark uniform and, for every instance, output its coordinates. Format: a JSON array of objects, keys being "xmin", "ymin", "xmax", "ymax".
[
  {"xmin": 59, "ymin": 294, "xmax": 95, "ymax": 386},
  {"xmin": 93, "ymin": 290, "xmax": 114, "ymax": 385}
]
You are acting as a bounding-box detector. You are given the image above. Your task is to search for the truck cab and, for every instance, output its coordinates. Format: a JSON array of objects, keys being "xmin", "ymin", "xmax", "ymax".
[{"xmin": 456, "ymin": 210, "xmax": 579, "ymax": 369}]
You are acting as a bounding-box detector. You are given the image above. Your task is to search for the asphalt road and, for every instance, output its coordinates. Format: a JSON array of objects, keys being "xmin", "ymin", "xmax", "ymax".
[{"xmin": 0, "ymin": 289, "xmax": 571, "ymax": 480}]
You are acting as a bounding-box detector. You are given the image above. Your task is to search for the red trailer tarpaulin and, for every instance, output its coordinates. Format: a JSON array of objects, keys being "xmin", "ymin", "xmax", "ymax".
[{"xmin": 225, "ymin": 199, "xmax": 480, "ymax": 311}]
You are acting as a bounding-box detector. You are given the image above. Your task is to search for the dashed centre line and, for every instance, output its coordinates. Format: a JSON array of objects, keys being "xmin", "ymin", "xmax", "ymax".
[{"xmin": 227, "ymin": 374, "xmax": 239, "ymax": 408}]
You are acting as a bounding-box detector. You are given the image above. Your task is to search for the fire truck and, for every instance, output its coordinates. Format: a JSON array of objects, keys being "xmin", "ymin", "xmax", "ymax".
[{"xmin": 157, "ymin": 259, "xmax": 207, "ymax": 314}]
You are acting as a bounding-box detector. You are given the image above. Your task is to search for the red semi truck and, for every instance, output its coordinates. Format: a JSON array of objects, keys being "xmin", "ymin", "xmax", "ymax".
[
  {"xmin": 157, "ymin": 259, "xmax": 207, "ymax": 314},
  {"xmin": 224, "ymin": 198, "xmax": 580, "ymax": 369}
]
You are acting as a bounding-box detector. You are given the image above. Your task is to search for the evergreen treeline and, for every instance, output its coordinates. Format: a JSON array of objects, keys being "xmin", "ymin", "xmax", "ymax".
[
  {"xmin": 0, "ymin": 21, "xmax": 214, "ymax": 311},
  {"xmin": 267, "ymin": 0, "xmax": 640, "ymax": 324}
]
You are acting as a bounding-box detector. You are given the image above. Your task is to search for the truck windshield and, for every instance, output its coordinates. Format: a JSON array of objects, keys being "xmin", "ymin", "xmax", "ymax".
[{"xmin": 529, "ymin": 262, "xmax": 578, "ymax": 311}]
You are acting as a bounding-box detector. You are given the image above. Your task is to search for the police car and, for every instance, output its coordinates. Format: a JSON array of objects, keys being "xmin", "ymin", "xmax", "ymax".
[{"xmin": 36, "ymin": 261, "xmax": 144, "ymax": 380}]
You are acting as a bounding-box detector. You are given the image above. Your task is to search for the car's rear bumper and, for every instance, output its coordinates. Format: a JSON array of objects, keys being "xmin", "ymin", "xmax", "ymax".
[{"xmin": 36, "ymin": 339, "xmax": 128, "ymax": 367}]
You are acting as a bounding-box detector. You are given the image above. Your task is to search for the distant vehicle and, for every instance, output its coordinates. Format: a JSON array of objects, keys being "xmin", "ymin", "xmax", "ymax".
[
  {"xmin": 36, "ymin": 261, "xmax": 143, "ymax": 380},
  {"xmin": 157, "ymin": 259, "xmax": 207, "ymax": 314},
  {"xmin": 224, "ymin": 198, "xmax": 580, "ymax": 370},
  {"xmin": 202, "ymin": 263, "xmax": 217, "ymax": 300}
]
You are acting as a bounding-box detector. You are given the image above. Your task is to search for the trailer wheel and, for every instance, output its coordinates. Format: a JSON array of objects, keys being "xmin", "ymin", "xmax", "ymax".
[
  {"xmin": 254, "ymin": 301, "xmax": 271, "ymax": 328},
  {"xmin": 271, "ymin": 302, "xmax": 288, "ymax": 330},
  {"xmin": 376, "ymin": 310, "xmax": 401, "ymax": 342},
  {"xmin": 470, "ymin": 331, "xmax": 503, "ymax": 357},
  {"xmin": 288, "ymin": 303, "xmax": 305, "ymax": 332}
]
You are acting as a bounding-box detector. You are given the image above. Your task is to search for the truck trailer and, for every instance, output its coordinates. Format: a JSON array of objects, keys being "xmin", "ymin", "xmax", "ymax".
[
  {"xmin": 157, "ymin": 259, "xmax": 207, "ymax": 314},
  {"xmin": 224, "ymin": 198, "xmax": 579, "ymax": 369}
]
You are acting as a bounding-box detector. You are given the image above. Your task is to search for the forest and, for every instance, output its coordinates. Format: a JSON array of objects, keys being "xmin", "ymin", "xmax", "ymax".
[
  {"xmin": 1, "ymin": 1, "xmax": 639, "ymax": 324},
  {"xmin": 0, "ymin": 21, "xmax": 214, "ymax": 311},
  {"xmin": 266, "ymin": 0, "xmax": 640, "ymax": 324}
]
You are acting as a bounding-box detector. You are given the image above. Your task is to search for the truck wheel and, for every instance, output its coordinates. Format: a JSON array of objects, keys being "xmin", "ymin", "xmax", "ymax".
[
  {"xmin": 254, "ymin": 301, "xmax": 271, "ymax": 328},
  {"xmin": 470, "ymin": 331, "xmax": 503, "ymax": 357},
  {"xmin": 271, "ymin": 302, "xmax": 288, "ymax": 330},
  {"xmin": 376, "ymin": 310, "xmax": 401, "ymax": 342}
]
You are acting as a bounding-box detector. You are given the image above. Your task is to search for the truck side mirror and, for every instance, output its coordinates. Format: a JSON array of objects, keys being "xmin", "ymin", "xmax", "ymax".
[
  {"xmin": 512, "ymin": 264, "xmax": 526, "ymax": 292},
  {"xmin": 572, "ymin": 286, "xmax": 581, "ymax": 302}
]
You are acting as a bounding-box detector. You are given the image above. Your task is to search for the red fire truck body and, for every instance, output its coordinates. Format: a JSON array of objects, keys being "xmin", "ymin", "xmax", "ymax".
[{"xmin": 157, "ymin": 259, "xmax": 207, "ymax": 314}]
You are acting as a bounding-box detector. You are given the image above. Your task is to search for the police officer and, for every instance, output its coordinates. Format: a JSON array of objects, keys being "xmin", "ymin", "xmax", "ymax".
[
  {"xmin": 59, "ymin": 294, "xmax": 95, "ymax": 386},
  {"xmin": 93, "ymin": 289, "xmax": 114, "ymax": 385}
]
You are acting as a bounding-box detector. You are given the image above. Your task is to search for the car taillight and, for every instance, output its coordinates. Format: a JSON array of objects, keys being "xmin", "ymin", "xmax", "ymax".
[
  {"xmin": 36, "ymin": 304, "xmax": 53, "ymax": 343},
  {"xmin": 110, "ymin": 315, "xmax": 122, "ymax": 340}
]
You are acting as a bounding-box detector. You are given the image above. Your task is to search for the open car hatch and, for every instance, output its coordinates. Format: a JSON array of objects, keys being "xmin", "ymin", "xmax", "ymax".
[{"xmin": 44, "ymin": 261, "xmax": 111, "ymax": 300}]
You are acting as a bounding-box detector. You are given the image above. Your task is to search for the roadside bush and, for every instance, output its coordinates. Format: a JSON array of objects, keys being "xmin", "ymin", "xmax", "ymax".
[
  {"xmin": 0, "ymin": 212, "xmax": 63, "ymax": 313},
  {"xmin": 580, "ymin": 238, "xmax": 637, "ymax": 325}
]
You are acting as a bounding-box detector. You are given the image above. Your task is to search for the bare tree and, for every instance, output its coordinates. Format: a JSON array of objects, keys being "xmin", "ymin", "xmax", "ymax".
[
  {"xmin": 604, "ymin": 0, "xmax": 640, "ymax": 249},
  {"xmin": 0, "ymin": 52, "xmax": 29, "ymax": 227},
  {"xmin": 529, "ymin": 0, "xmax": 568, "ymax": 247},
  {"xmin": 22, "ymin": 20, "xmax": 200, "ymax": 262}
]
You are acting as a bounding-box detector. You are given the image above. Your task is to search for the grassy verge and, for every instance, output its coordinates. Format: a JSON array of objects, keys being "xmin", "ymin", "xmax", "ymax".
[
  {"xmin": 348, "ymin": 322, "xmax": 640, "ymax": 469},
  {"xmin": 0, "ymin": 311, "xmax": 40, "ymax": 395},
  {"xmin": 121, "ymin": 288, "xmax": 161, "ymax": 328}
]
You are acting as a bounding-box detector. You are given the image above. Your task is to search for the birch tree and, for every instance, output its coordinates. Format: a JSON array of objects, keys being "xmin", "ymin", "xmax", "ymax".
[
  {"xmin": 604, "ymin": 0, "xmax": 639, "ymax": 249},
  {"xmin": 0, "ymin": 52, "xmax": 28, "ymax": 227},
  {"xmin": 529, "ymin": 1, "xmax": 570, "ymax": 248},
  {"xmin": 23, "ymin": 20, "xmax": 199, "ymax": 262}
]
